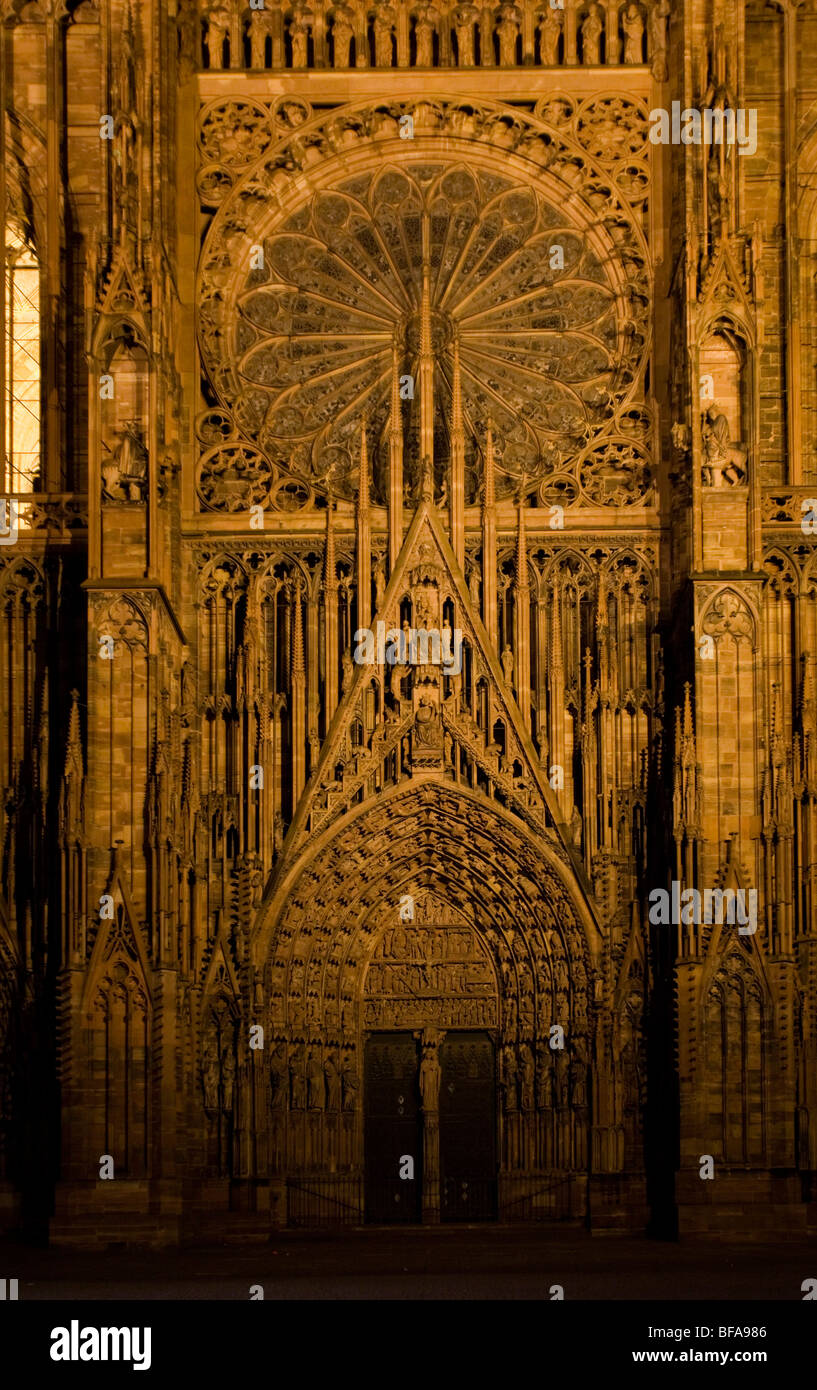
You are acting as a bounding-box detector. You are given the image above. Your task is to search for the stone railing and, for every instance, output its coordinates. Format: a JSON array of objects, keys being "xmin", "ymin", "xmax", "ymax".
[
  {"xmin": 0, "ymin": 493, "xmax": 87, "ymax": 537},
  {"xmin": 186, "ymin": 0, "xmax": 669, "ymax": 76}
]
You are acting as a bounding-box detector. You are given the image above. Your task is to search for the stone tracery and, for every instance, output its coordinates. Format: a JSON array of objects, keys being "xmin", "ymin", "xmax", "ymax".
[{"xmin": 197, "ymin": 97, "xmax": 652, "ymax": 505}]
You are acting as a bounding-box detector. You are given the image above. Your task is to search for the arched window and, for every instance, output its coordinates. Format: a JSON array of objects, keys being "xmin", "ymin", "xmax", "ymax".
[{"xmin": 4, "ymin": 221, "xmax": 41, "ymax": 493}]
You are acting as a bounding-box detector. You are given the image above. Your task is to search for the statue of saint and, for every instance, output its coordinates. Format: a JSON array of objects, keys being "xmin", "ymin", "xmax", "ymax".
[
  {"xmin": 452, "ymin": 4, "xmax": 479, "ymax": 67},
  {"xmin": 538, "ymin": 6, "xmax": 562, "ymax": 65},
  {"xmin": 290, "ymin": 1048, "xmax": 307, "ymax": 1109},
  {"xmin": 496, "ymin": 4, "xmax": 521, "ymax": 67},
  {"xmin": 324, "ymin": 1051, "xmax": 342, "ymax": 1111},
  {"xmin": 270, "ymin": 1045, "xmax": 288, "ymax": 1111},
  {"xmin": 306, "ymin": 1048, "xmax": 325, "ymax": 1109},
  {"xmin": 203, "ymin": 1054, "xmax": 219, "ymax": 1111},
  {"xmin": 581, "ymin": 2, "xmax": 604, "ymax": 65},
  {"xmin": 291, "ymin": 6, "xmax": 313, "ymax": 68},
  {"xmin": 206, "ymin": 6, "xmax": 231, "ymax": 69},
  {"xmin": 622, "ymin": 2, "xmax": 644, "ymax": 64},
  {"xmin": 414, "ymin": 696, "xmax": 440, "ymax": 746},
  {"xmin": 373, "ymin": 554, "xmax": 386, "ymax": 611},
  {"xmin": 374, "ymin": 5, "xmax": 396, "ymax": 66},
  {"xmin": 419, "ymin": 1042, "xmax": 441, "ymax": 1109},
  {"xmin": 501, "ymin": 644, "xmax": 514, "ymax": 685},
  {"xmin": 331, "ymin": 4, "xmax": 355, "ymax": 68},
  {"xmin": 649, "ymin": 0, "xmax": 670, "ymax": 82},
  {"xmin": 414, "ymin": 4, "xmax": 438, "ymax": 66},
  {"xmin": 502, "ymin": 1043, "xmax": 518, "ymax": 1111},
  {"xmin": 341, "ymin": 1052, "xmax": 359, "ymax": 1110}
]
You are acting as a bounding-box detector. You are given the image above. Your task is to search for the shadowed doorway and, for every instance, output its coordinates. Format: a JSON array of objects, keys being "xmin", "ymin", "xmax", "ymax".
[
  {"xmin": 440, "ymin": 1032, "xmax": 497, "ymax": 1222},
  {"xmin": 364, "ymin": 1033, "xmax": 422, "ymax": 1223}
]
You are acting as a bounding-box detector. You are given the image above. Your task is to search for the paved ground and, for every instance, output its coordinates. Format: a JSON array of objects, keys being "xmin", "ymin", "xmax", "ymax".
[{"xmin": 0, "ymin": 1227, "xmax": 813, "ymax": 1300}]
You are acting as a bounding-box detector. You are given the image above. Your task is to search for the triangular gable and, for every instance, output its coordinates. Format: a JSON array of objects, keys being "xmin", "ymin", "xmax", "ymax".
[
  {"xmin": 698, "ymin": 239, "xmax": 756, "ymax": 330},
  {"xmin": 615, "ymin": 901, "xmax": 647, "ymax": 1008},
  {"xmin": 202, "ymin": 919, "xmax": 241, "ymax": 1002},
  {"xmin": 700, "ymin": 843, "xmax": 770, "ymax": 1001},
  {"xmin": 280, "ymin": 494, "xmax": 580, "ymax": 877},
  {"xmin": 97, "ymin": 246, "xmax": 149, "ymax": 325},
  {"xmin": 81, "ymin": 849, "xmax": 150, "ymax": 1010}
]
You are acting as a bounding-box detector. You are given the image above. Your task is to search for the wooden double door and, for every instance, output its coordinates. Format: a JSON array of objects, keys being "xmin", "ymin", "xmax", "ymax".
[{"xmin": 363, "ymin": 1031, "xmax": 497, "ymax": 1223}]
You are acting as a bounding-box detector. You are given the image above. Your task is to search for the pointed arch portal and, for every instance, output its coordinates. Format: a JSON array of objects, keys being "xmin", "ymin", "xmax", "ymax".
[{"xmin": 254, "ymin": 778, "xmax": 600, "ymax": 1223}]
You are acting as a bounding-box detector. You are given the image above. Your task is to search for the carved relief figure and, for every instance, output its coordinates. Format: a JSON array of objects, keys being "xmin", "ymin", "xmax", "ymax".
[
  {"xmin": 249, "ymin": 5, "xmax": 275, "ymax": 68},
  {"xmin": 419, "ymin": 1040, "xmax": 441, "ymax": 1109},
  {"xmin": 519, "ymin": 1042, "xmax": 535, "ymax": 1110},
  {"xmin": 341, "ymin": 1051, "xmax": 359, "ymax": 1110},
  {"xmin": 291, "ymin": 5, "xmax": 314, "ymax": 67},
  {"xmin": 649, "ymin": 0, "xmax": 670, "ymax": 81},
  {"xmin": 331, "ymin": 4, "xmax": 355, "ymax": 67},
  {"xmin": 374, "ymin": 5, "xmax": 396, "ymax": 66},
  {"xmin": 496, "ymin": 4, "xmax": 521, "ymax": 66},
  {"xmin": 453, "ymin": 4, "xmax": 479, "ymax": 67},
  {"xmin": 324, "ymin": 1050, "xmax": 342, "ymax": 1110},
  {"xmin": 102, "ymin": 422, "xmax": 148, "ymax": 502},
  {"xmin": 538, "ymin": 5, "xmax": 563, "ymax": 65},
  {"xmin": 701, "ymin": 403, "xmax": 747, "ymax": 486},
  {"xmin": 203, "ymin": 1053, "xmax": 219, "ymax": 1111},
  {"xmin": 415, "ymin": 696, "xmax": 440, "ymax": 746},
  {"xmin": 290, "ymin": 1047, "xmax": 307, "ymax": 1108},
  {"xmin": 373, "ymin": 554, "xmax": 386, "ymax": 610},
  {"xmin": 206, "ymin": 6, "xmax": 231, "ymax": 69},
  {"xmin": 621, "ymin": 3, "xmax": 644, "ymax": 65},
  {"xmin": 307, "ymin": 1048, "xmax": 325, "ymax": 1109},
  {"xmin": 270, "ymin": 1044, "xmax": 288, "ymax": 1110},
  {"xmin": 502, "ymin": 1043, "xmax": 518, "ymax": 1111},
  {"xmin": 501, "ymin": 644, "xmax": 514, "ymax": 685},
  {"xmin": 581, "ymin": 3, "xmax": 604, "ymax": 65},
  {"xmin": 413, "ymin": 3, "xmax": 438, "ymax": 65}
]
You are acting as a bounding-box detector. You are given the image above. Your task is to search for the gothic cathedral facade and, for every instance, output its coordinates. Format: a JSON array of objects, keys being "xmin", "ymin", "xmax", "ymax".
[{"xmin": 0, "ymin": 0, "xmax": 815, "ymax": 1245}]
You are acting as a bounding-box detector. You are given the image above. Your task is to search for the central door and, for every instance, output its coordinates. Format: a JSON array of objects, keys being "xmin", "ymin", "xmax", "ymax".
[
  {"xmin": 364, "ymin": 1033, "xmax": 422, "ymax": 1223},
  {"xmin": 439, "ymin": 1032, "xmax": 497, "ymax": 1222},
  {"xmin": 363, "ymin": 1029, "xmax": 497, "ymax": 1223}
]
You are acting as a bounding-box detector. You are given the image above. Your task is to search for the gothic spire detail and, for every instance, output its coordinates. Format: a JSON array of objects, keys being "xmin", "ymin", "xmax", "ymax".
[{"xmin": 419, "ymin": 213, "xmax": 434, "ymax": 468}]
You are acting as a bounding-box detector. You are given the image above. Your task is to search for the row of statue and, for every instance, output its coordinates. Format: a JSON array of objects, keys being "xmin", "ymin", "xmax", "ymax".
[
  {"xmin": 199, "ymin": 1039, "xmax": 600, "ymax": 1114},
  {"xmin": 269, "ymin": 1043, "xmax": 360, "ymax": 1111},
  {"xmin": 195, "ymin": 1, "xmax": 669, "ymax": 72}
]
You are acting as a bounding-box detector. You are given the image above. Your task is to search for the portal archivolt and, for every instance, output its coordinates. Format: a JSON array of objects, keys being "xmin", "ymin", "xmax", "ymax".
[{"xmin": 254, "ymin": 781, "xmax": 597, "ymax": 1188}]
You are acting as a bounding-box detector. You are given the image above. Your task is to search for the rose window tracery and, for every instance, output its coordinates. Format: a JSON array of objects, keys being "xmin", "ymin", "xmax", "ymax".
[{"xmin": 199, "ymin": 145, "xmax": 649, "ymax": 505}]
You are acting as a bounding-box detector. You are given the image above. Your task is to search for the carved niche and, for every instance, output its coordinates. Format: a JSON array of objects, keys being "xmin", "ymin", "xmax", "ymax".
[{"xmin": 699, "ymin": 327, "xmax": 750, "ymax": 488}]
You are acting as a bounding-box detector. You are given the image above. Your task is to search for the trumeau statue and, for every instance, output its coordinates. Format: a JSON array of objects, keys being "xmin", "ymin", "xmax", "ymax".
[{"xmin": 419, "ymin": 1040, "xmax": 441, "ymax": 1109}]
